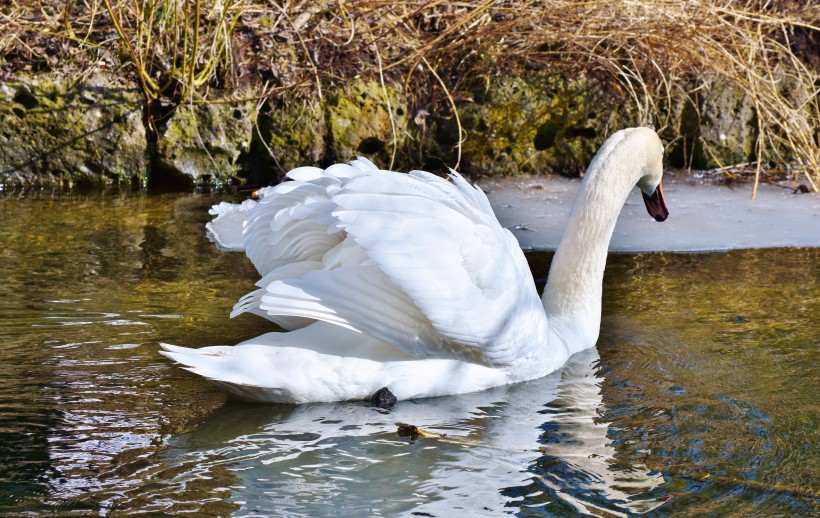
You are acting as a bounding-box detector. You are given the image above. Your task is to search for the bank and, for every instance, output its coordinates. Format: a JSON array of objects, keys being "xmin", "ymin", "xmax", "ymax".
[{"xmin": 1, "ymin": 1, "xmax": 817, "ymax": 191}]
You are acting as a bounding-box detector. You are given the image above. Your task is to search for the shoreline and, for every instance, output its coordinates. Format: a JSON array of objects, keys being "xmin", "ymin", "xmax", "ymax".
[{"xmin": 3, "ymin": 172, "xmax": 816, "ymax": 252}]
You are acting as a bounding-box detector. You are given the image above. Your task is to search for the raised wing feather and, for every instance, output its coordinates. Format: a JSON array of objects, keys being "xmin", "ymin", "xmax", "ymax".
[
  {"xmin": 230, "ymin": 160, "xmax": 545, "ymax": 367},
  {"xmin": 241, "ymin": 158, "xmax": 380, "ymax": 277},
  {"xmin": 333, "ymin": 170, "xmax": 543, "ymax": 366},
  {"xmin": 206, "ymin": 198, "xmax": 257, "ymax": 251}
]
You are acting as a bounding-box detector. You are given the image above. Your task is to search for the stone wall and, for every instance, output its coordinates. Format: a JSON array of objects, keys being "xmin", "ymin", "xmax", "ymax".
[
  {"xmin": 0, "ymin": 72, "xmax": 765, "ymax": 190},
  {"xmin": 0, "ymin": 75, "xmax": 146, "ymax": 188}
]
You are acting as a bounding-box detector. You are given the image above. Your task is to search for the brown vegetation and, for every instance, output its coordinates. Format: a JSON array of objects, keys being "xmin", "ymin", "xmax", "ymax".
[{"xmin": 1, "ymin": 0, "xmax": 818, "ymax": 190}]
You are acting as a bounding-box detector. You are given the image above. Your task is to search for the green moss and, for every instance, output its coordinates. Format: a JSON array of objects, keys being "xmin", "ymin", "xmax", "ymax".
[
  {"xmin": 325, "ymin": 80, "xmax": 408, "ymax": 166},
  {"xmin": 0, "ymin": 71, "xmax": 779, "ymax": 188},
  {"xmin": 265, "ymin": 97, "xmax": 325, "ymax": 174},
  {"xmin": 425, "ymin": 75, "xmax": 622, "ymax": 176},
  {"xmin": 698, "ymin": 78, "xmax": 757, "ymax": 168},
  {"xmin": 666, "ymin": 77, "xmax": 758, "ymax": 170},
  {"xmin": 158, "ymin": 96, "xmax": 255, "ymax": 185},
  {"xmin": 260, "ymin": 80, "xmax": 409, "ymax": 173},
  {"xmin": 0, "ymin": 74, "xmax": 147, "ymax": 189}
]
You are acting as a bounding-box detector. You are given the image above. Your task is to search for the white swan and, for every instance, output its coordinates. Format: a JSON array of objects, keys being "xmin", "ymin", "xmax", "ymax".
[{"xmin": 160, "ymin": 127, "xmax": 668, "ymax": 404}]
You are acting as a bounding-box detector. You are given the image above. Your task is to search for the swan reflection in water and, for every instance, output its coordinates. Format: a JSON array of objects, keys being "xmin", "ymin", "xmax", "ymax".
[{"xmin": 164, "ymin": 347, "xmax": 665, "ymax": 516}]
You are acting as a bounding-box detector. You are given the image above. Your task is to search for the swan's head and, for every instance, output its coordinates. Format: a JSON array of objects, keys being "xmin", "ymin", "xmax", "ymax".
[{"xmin": 632, "ymin": 128, "xmax": 668, "ymax": 222}]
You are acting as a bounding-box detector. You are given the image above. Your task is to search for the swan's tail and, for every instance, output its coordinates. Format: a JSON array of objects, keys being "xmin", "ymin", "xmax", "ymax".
[
  {"xmin": 159, "ymin": 341, "xmax": 327, "ymax": 404},
  {"xmin": 158, "ymin": 322, "xmax": 511, "ymax": 404},
  {"xmin": 158, "ymin": 326, "xmax": 395, "ymax": 404}
]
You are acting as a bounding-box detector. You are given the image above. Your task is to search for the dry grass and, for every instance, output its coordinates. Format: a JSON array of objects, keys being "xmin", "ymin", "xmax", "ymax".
[{"xmin": 1, "ymin": 0, "xmax": 818, "ymax": 189}]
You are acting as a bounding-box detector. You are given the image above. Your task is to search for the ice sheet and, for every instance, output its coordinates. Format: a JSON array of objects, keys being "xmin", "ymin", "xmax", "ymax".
[{"xmin": 481, "ymin": 175, "xmax": 819, "ymax": 252}]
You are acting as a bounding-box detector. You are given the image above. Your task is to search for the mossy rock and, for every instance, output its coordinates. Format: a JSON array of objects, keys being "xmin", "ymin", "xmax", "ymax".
[
  {"xmin": 265, "ymin": 97, "xmax": 326, "ymax": 174},
  {"xmin": 157, "ymin": 96, "xmax": 255, "ymax": 185},
  {"xmin": 424, "ymin": 76, "xmax": 629, "ymax": 176},
  {"xmin": 0, "ymin": 74, "xmax": 146, "ymax": 188},
  {"xmin": 667, "ymin": 77, "xmax": 757, "ymax": 169},
  {"xmin": 324, "ymin": 80, "xmax": 408, "ymax": 166},
  {"xmin": 700, "ymin": 79, "xmax": 757, "ymax": 167}
]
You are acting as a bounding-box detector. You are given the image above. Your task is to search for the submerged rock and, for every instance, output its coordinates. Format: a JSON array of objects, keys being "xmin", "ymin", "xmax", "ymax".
[{"xmin": 369, "ymin": 387, "xmax": 398, "ymax": 408}]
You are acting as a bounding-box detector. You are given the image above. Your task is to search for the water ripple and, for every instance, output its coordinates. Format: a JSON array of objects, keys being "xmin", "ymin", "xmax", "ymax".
[{"xmin": 1, "ymin": 196, "xmax": 817, "ymax": 515}]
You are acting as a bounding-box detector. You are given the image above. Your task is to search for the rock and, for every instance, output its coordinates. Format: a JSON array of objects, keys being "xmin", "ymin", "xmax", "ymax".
[
  {"xmin": 258, "ymin": 81, "xmax": 409, "ymax": 178},
  {"xmin": 264, "ymin": 97, "xmax": 326, "ymax": 175},
  {"xmin": 0, "ymin": 71, "xmax": 789, "ymax": 188},
  {"xmin": 157, "ymin": 95, "xmax": 255, "ymax": 186},
  {"xmin": 369, "ymin": 387, "xmax": 397, "ymax": 408},
  {"xmin": 699, "ymin": 78, "xmax": 757, "ymax": 167},
  {"xmin": 0, "ymin": 74, "xmax": 146, "ymax": 189},
  {"xmin": 423, "ymin": 75, "xmax": 631, "ymax": 176},
  {"xmin": 668, "ymin": 76, "xmax": 757, "ymax": 169},
  {"xmin": 325, "ymin": 81, "xmax": 408, "ymax": 166}
]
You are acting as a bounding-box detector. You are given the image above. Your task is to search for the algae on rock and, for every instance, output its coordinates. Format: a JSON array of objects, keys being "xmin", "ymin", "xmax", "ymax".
[
  {"xmin": 324, "ymin": 81, "xmax": 408, "ymax": 166},
  {"xmin": 0, "ymin": 75, "xmax": 146, "ymax": 188},
  {"xmin": 265, "ymin": 97, "xmax": 326, "ymax": 174},
  {"xmin": 700, "ymin": 79, "xmax": 757, "ymax": 167},
  {"xmin": 0, "ymin": 71, "xmax": 790, "ymax": 189},
  {"xmin": 258, "ymin": 82, "xmax": 407, "ymax": 180},
  {"xmin": 157, "ymin": 97, "xmax": 255, "ymax": 185},
  {"xmin": 667, "ymin": 77, "xmax": 757, "ymax": 169},
  {"xmin": 424, "ymin": 76, "xmax": 629, "ymax": 176}
]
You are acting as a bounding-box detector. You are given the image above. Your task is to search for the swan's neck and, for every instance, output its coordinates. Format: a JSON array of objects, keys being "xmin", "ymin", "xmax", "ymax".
[{"xmin": 542, "ymin": 149, "xmax": 641, "ymax": 352}]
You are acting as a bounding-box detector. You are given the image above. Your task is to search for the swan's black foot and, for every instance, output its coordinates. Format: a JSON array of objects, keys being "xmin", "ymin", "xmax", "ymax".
[{"xmin": 369, "ymin": 387, "xmax": 397, "ymax": 408}]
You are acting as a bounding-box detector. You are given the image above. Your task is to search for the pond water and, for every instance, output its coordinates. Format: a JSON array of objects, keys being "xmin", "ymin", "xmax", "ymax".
[{"xmin": 0, "ymin": 192, "xmax": 817, "ymax": 516}]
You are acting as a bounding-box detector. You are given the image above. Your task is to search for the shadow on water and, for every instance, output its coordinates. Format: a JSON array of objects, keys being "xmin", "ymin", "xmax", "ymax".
[{"xmin": 0, "ymin": 192, "xmax": 817, "ymax": 515}]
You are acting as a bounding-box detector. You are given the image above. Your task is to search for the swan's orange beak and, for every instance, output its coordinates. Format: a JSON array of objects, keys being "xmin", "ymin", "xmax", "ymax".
[{"xmin": 642, "ymin": 181, "xmax": 668, "ymax": 222}]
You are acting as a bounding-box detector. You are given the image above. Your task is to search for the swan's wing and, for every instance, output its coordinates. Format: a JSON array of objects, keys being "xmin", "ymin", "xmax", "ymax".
[
  {"xmin": 224, "ymin": 158, "xmax": 379, "ymax": 331},
  {"xmin": 206, "ymin": 198, "xmax": 258, "ymax": 251},
  {"xmin": 332, "ymin": 169, "xmax": 545, "ymax": 366},
  {"xmin": 205, "ymin": 187, "xmax": 279, "ymax": 251},
  {"xmin": 246, "ymin": 164, "xmax": 545, "ymax": 366},
  {"xmin": 242, "ymin": 158, "xmax": 378, "ymax": 277}
]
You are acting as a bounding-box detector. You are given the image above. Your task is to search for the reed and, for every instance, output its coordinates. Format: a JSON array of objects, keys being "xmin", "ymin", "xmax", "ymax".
[{"xmin": 2, "ymin": 0, "xmax": 817, "ymax": 189}]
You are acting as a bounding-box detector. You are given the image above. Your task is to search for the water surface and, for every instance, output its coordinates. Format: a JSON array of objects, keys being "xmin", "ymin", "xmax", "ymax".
[{"xmin": 0, "ymin": 193, "xmax": 817, "ymax": 516}]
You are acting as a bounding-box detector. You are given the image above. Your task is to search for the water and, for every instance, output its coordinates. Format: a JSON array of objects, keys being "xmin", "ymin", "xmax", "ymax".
[{"xmin": 0, "ymin": 192, "xmax": 817, "ymax": 516}]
